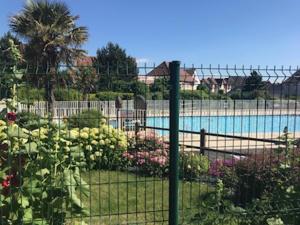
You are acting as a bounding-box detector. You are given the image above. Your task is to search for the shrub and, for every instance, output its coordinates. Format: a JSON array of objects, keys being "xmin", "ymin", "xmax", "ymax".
[
  {"xmin": 17, "ymin": 87, "xmax": 84, "ymax": 102},
  {"xmin": 17, "ymin": 111, "xmax": 48, "ymax": 130},
  {"xmin": 95, "ymin": 91, "xmax": 134, "ymax": 101},
  {"xmin": 54, "ymin": 88, "xmax": 82, "ymax": 101},
  {"xmin": 67, "ymin": 110, "xmax": 105, "ymax": 128},
  {"xmin": 124, "ymin": 132, "xmax": 211, "ymax": 179},
  {"xmin": 181, "ymin": 90, "xmax": 210, "ymax": 100},
  {"xmin": 123, "ymin": 131, "xmax": 169, "ymax": 177},
  {"xmin": 17, "ymin": 86, "xmax": 44, "ymax": 102},
  {"xmin": 69, "ymin": 124, "xmax": 128, "ymax": 170},
  {"xmin": 209, "ymin": 156, "xmax": 242, "ymax": 177},
  {"xmin": 180, "ymin": 151, "xmax": 209, "ymax": 180},
  {"xmin": 221, "ymin": 152, "xmax": 300, "ymax": 206}
]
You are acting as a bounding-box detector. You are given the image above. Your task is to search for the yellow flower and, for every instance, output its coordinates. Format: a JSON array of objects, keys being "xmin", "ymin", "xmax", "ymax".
[
  {"xmin": 109, "ymin": 145, "xmax": 115, "ymax": 149},
  {"xmin": 91, "ymin": 128, "xmax": 99, "ymax": 135},
  {"xmin": 69, "ymin": 130, "xmax": 79, "ymax": 139},
  {"xmin": 0, "ymin": 132, "xmax": 7, "ymax": 140},
  {"xmin": 0, "ymin": 120, "xmax": 6, "ymax": 126},
  {"xmin": 99, "ymin": 140, "xmax": 105, "ymax": 145},
  {"xmin": 82, "ymin": 127, "xmax": 90, "ymax": 133},
  {"xmin": 105, "ymin": 139, "xmax": 111, "ymax": 145},
  {"xmin": 80, "ymin": 132, "xmax": 89, "ymax": 139},
  {"xmin": 91, "ymin": 140, "xmax": 98, "ymax": 145}
]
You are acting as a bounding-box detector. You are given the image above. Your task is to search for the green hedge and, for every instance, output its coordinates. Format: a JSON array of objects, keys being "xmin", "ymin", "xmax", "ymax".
[
  {"xmin": 17, "ymin": 87, "xmax": 84, "ymax": 101},
  {"xmin": 54, "ymin": 88, "xmax": 82, "ymax": 101},
  {"xmin": 67, "ymin": 109, "xmax": 105, "ymax": 128},
  {"xmin": 17, "ymin": 87, "xmax": 44, "ymax": 103},
  {"xmin": 95, "ymin": 91, "xmax": 134, "ymax": 101}
]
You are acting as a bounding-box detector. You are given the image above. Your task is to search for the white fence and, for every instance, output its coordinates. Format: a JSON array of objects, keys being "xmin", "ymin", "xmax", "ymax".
[{"xmin": 17, "ymin": 99, "xmax": 300, "ymax": 118}]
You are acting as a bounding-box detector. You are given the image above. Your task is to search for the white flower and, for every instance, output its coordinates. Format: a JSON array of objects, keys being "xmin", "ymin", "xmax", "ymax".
[
  {"xmin": 90, "ymin": 154, "xmax": 95, "ymax": 161},
  {"xmin": 86, "ymin": 145, "xmax": 93, "ymax": 151},
  {"xmin": 95, "ymin": 151, "xmax": 102, "ymax": 157}
]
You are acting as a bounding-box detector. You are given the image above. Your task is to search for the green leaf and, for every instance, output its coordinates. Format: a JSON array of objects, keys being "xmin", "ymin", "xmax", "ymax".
[
  {"xmin": 36, "ymin": 168, "xmax": 50, "ymax": 177},
  {"xmin": 23, "ymin": 142, "xmax": 38, "ymax": 153},
  {"xmin": 18, "ymin": 196, "xmax": 30, "ymax": 208},
  {"xmin": 23, "ymin": 208, "xmax": 33, "ymax": 222},
  {"xmin": 73, "ymin": 168, "xmax": 90, "ymax": 197},
  {"xmin": 7, "ymin": 125, "xmax": 28, "ymax": 138}
]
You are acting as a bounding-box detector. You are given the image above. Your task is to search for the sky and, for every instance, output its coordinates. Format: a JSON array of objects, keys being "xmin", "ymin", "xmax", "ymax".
[{"xmin": 1, "ymin": 0, "xmax": 300, "ymax": 67}]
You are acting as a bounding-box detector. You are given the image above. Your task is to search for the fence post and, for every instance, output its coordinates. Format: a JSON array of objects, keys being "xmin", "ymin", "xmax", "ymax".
[
  {"xmin": 169, "ymin": 60, "xmax": 180, "ymax": 225},
  {"xmin": 200, "ymin": 129, "xmax": 206, "ymax": 155}
]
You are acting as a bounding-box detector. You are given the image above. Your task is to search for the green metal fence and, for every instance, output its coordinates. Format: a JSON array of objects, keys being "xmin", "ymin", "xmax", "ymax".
[{"xmin": 0, "ymin": 61, "xmax": 300, "ymax": 224}]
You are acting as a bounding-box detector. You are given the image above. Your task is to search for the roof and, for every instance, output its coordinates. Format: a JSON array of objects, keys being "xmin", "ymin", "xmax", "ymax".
[
  {"xmin": 201, "ymin": 77, "xmax": 218, "ymax": 86},
  {"xmin": 215, "ymin": 78, "xmax": 228, "ymax": 86},
  {"xmin": 227, "ymin": 76, "xmax": 247, "ymax": 88},
  {"xmin": 146, "ymin": 61, "xmax": 197, "ymax": 84},
  {"xmin": 283, "ymin": 70, "xmax": 300, "ymax": 84},
  {"xmin": 75, "ymin": 56, "xmax": 96, "ymax": 66}
]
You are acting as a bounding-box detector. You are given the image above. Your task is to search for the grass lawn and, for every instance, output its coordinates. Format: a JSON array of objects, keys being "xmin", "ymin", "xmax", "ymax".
[{"xmin": 69, "ymin": 170, "xmax": 210, "ymax": 225}]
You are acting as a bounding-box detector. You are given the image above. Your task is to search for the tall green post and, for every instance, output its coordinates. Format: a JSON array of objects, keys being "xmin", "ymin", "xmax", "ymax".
[{"xmin": 169, "ymin": 61, "xmax": 180, "ymax": 225}]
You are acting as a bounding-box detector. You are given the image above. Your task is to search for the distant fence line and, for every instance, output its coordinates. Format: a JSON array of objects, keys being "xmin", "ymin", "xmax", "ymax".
[{"xmin": 10, "ymin": 99, "xmax": 300, "ymax": 118}]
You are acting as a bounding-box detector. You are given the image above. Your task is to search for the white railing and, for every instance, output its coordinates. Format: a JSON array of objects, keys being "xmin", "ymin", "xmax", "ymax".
[{"xmin": 17, "ymin": 99, "xmax": 300, "ymax": 118}]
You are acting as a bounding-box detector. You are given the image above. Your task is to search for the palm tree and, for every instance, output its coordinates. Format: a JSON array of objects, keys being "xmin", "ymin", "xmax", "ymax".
[{"xmin": 9, "ymin": 0, "xmax": 88, "ymax": 116}]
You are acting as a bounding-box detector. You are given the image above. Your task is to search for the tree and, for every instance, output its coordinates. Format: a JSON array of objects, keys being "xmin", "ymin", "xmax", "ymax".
[
  {"xmin": 243, "ymin": 71, "xmax": 264, "ymax": 92},
  {"xmin": 95, "ymin": 42, "xmax": 137, "ymax": 91},
  {"xmin": 10, "ymin": 0, "xmax": 88, "ymax": 116},
  {"xmin": 150, "ymin": 78, "xmax": 169, "ymax": 100},
  {"xmin": 0, "ymin": 35, "xmax": 24, "ymax": 109},
  {"xmin": 0, "ymin": 32, "xmax": 23, "ymax": 66},
  {"xmin": 74, "ymin": 66, "xmax": 97, "ymax": 100},
  {"xmin": 241, "ymin": 71, "xmax": 269, "ymax": 99}
]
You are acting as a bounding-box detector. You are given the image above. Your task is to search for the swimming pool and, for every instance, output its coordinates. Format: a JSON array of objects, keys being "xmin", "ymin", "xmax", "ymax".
[{"xmin": 146, "ymin": 115, "xmax": 300, "ymax": 134}]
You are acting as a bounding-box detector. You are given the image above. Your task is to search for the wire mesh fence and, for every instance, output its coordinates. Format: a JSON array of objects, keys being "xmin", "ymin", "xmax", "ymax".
[{"xmin": 0, "ymin": 61, "xmax": 300, "ymax": 224}]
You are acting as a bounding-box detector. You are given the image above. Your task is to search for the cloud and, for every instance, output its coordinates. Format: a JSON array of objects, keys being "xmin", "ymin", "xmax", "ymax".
[{"xmin": 136, "ymin": 58, "xmax": 151, "ymax": 64}]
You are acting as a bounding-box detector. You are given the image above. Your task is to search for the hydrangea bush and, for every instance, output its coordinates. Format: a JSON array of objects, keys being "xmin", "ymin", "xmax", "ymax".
[
  {"xmin": 124, "ymin": 131, "xmax": 210, "ymax": 179},
  {"xmin": 66, "ymin": 120, "xmax": 128, "ymax": 170},
  {"xmin": 123, "ymin": 131, "xmax": 169, "ymax": 177}
]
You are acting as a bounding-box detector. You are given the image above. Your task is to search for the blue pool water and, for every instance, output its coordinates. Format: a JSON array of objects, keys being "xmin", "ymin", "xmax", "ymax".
[{"xmin": 147, "ymin": 115, "xmax": 300, "ymax": 134}]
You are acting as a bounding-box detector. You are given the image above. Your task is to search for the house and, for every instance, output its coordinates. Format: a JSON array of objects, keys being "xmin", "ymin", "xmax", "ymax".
[
  {"xmin": 263, "ymin": 71, "xmax": 300, "ymax": 98},
  {"xmin": 200, "ymin": 77, "xmax": 231, "ymax": 94},
  {"xmin": 138, "ymin": 61, "xmax": 200, "ymax": 90},
  {"xmin": 215, "ymin": 78, "xmax": 231, "ymax": 93},
  {"xmin": 200, "ymin": 78, "xmax": 218, "ymax": 93}
]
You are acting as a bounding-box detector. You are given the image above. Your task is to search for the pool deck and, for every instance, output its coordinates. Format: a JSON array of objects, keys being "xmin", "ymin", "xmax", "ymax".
[{"xmin": 177, "ymin": 132, "xmax": 300, "ymax": 156}]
